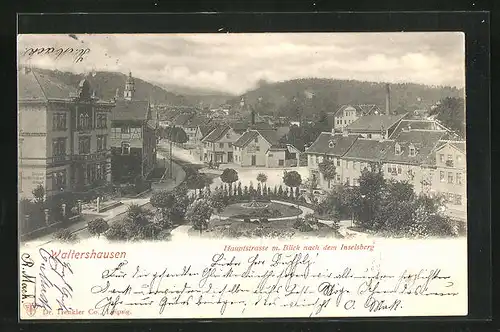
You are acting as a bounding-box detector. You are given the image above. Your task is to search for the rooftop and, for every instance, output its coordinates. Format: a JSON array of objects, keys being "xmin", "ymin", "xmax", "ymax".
[
  {"xmin": 202, "ymin": 125, "xmax": 231, "ymax": 143},
  {"xmin": 306, "ymin": 132, "xmax": 360, "ymax": 156},
  {"xmin": 112, "ymin": 100, "xmax": 150, "ymax": 121},
  {"xmin": 18, "ymin": 68, "xmax": 77, "ymax": 101},
  {"xmin": 347, "ymin": 113, "xmax": 407, "ymax": 133}
]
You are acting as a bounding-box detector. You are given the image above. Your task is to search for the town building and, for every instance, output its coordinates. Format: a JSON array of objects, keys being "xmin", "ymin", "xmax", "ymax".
[
  {"xmin": 110, "ymin": 72, "xmax": 158, "ymax": 183},
  {"xmin": 171, "ymin": 112, "xmax": 212, "ymax": 147},
  {"xmin": 233, "ymin": 129, "xmax": 300, "ymax": 168},
  {"xmin": 18, "ymin": 67, "xmax": 114, "ymax": 199},
  {"xmin": 201, "ymin": 125, "xmax": 240, "ymax": 164},
  {"xmin": 344, "ymin": 113, "xmax": 408, "ymax": 140},
  {"xmin": 305, "ymin": 117, "xmax": 466, "ymax": 220},
  {"xmin": 330, "ymin": 104, "xmax": 383, "ymax": 132}
]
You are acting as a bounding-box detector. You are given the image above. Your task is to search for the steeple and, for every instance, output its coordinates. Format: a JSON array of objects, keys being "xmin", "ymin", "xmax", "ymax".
[{"xmin": 124, "ymin": 71, "xmax": 135, "ymax": 101}]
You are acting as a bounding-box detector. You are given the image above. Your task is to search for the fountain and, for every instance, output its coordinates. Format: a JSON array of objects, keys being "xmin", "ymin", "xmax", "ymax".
[{"xmin": 241, "ymin": 200, "xmax": 269, "ymax": 209}]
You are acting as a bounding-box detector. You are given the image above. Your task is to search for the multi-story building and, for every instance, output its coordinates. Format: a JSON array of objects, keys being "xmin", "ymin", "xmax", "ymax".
[
  {"xmin": 233, "ymin": 129, "xmax": 300, "ymax": 168},
  {"xmin": 18, "ymin": 67, "xmax": 114, "ymax": 199},
  {"xmin": 201, "ymin": 125, "xmax": 240, "ymax": 164},
  {"xmin": 110, "ymin": 72, "xmax": 158, "ymax": 183},
  {"xmin": 344, "ymin": 113, "xmax": 408, "ymax": 140},
  {"xmin": 305, "ymin": 118, "xmax": 466, "ymax": 220},
  {"xmin": 330, "ymin": 104, "xmax": 383, "ymax": 132}
]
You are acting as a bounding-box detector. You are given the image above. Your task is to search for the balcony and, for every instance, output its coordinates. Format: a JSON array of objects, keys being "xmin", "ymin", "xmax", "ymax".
[
  {"xmin": 72, "ymin": 150, "xmax": 111, "ymax": 162},
  {"xmin": 48, "ymin": 155, "xmax": 71, "ymax": 166}
]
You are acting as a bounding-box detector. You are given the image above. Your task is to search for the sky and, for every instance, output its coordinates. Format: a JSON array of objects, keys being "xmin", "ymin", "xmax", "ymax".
[{"xmin": 17, "ymin": 33, "xmax": 465, "ymax": 95}]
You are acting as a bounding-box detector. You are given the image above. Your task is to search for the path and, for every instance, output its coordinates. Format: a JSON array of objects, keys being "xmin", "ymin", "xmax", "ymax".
[{"xmin": 23, "ymin": 155, "xmax": 187, "ymax": 247}]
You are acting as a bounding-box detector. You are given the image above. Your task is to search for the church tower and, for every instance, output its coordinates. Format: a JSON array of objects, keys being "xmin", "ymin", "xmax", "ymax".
[{"xmin": 124, "ymin": 71, "xmax": 135, "ymax": 101}]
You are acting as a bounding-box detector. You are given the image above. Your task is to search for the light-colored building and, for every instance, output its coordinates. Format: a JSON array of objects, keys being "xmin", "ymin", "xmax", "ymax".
[
  {"xmin": 331, "ymin": 104, "xmax": 383, "ymax": 132},
  {"xmin": 201, "ymin": 125, "xmax": 240, "ymax": 164},
  {"xmin": 232, "ymin": 129, "xmax": 300, "ymax": 168},
  {"xmin": 18, "ymin": 67, "xmax": 114, "ymax": 199}
]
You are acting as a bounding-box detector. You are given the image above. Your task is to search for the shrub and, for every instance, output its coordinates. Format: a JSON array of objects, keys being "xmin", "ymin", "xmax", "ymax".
[
  {"xmin": 53, "ymin": 228, "xmax": 78, "ymax": 243},
  {"xmin": 87, "ymin": 218, "xmax": 109, "ymax": 238}
]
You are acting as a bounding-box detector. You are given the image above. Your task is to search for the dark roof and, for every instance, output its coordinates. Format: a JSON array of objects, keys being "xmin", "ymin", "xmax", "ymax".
[
  {"xmin": 202, "ymin": 125, "xmax": 231, "ymax": 143},
  {"xmin": 230, "ymin": 121, "xmax": 272, "ymax": 134},
  {"xmin": 343, "ymin": 139, "xmax": 394, "ymax": 162},
  {"xmin": 172, "ymin": 113, "xmax": 194, "ymax": 126},
  {"xmin": 231, "ymin": 122, "xmax": 249, "ymax": 134},
  {"xmin": 258, "ymin": 130, "xmax": 281, "ymax": 147},
  {"xmin": 199, "ymin": 123, "xmax": 217, "ymax": 137},
  {"xmin": 112, "ymin": 100, "xmax": 150, "ymax": 121},
  {"xmin": 233, "ymin": 131, "xmax": 259, "ymax": 147},
  {"xmin": 185, "ymin": 116, "xmax": 210, "ymax": 128},
  {"xmin": 389, "ymin": 119, "xmax": 449, "ymax": 138},
  {"xmin": 435, "ymin": 140, "xmax": 466, "ymax": 154},
  {"xmin": 451, "ymin": 142, "xmax": 466, "ymax": 153},
  {"xmin": 347, "ymin": 113, "xmax": 407, "ymax": 133},
  {"xmin": 18, "ymin": 68, "xmax": 77, "ymax": 101},
  {"xmin": 334, "ymin": 104, "xmax": 383, "ymax": 117},
  {"xmin": 251, "ymin": 122, "xmax": 274, "ymax": 130},
  {"xmin": 306, "ymin": 133, "xmax": 360, "ymax": 156},
  {"xmin": 160, "ymin": 110, "xmax": 181, "ymax": 121},
  {"xmin": 385, "ymin": 130, "xmax": 447, "ymax": 165}
]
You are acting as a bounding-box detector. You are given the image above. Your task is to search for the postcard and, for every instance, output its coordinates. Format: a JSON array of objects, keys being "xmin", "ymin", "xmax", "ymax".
[{"xmin": 18, "ymin": 32, "xmax": 467, "ymax": 320}]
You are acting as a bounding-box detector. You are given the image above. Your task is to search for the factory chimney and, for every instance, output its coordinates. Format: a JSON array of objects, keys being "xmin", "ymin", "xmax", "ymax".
[{"xmin": 385, "ymin": 83, "xmax": 391, "ymax": 115}]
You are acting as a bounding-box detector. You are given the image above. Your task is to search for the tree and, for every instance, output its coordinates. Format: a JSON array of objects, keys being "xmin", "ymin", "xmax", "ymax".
[
  {"xmin": 283, "ymin": 171, "xmax": 302, "ymax": 198},
  {"xmin": 87, "ymin": 218, "xmax": 109, "ymax": 238},
  {"xmin": 210, "ymin": 189, "xmax": 226, "ymax": 220},
  {"xmin": 53, "ymin": 228, "xmax": 78, "ymax": 243},
  {"xmin": 167, "ymin": 126, "xmax": 189, "ymax": 177},
  {"xmin": 150, "ymin": 190, "xmax": 176, "ymax": 227},
  {"xmin": 256, "ymin": 173, "xmax": 268, "ymax": 185},
  {"xmin": 429, "ymin": 97, "xmax": 465, "ymax": 138},
  {"xmin": 186, "ymin": 198, "xmax": 213, "ymax": 235},
  {"xmin": 220, "ymin": 168, "xmax": 239, "ymax": 195},
  {"xmin": 186, "ymin": 173, "xmax": 210, "ymax": 197},
  {"xmin": 304, "ymin": 176, "xmax": 318, "ymax": 205},
  {"xmin": 105, "ymin": 221, "xmax": 130, "ymax": 241},
  {"xmin": 32, "ymin": 185, "xmax": 45, "ymax": 204},
  {"xmin": 318, "ymin": 158, "xmax": 337, "ymax": 188}
]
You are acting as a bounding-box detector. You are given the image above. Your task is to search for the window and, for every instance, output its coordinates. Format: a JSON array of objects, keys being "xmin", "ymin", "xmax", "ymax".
[
  {"xmin": 336, "ymin": 159, "xmax": 341, "ymax": 167},
  {"xmin": 226, "ymin": 133, "xmax": 230, "ymax": 138},
  {"xmin": 440, "ymin": 171, "xmax": 445, "ymax": 182},
  {"xmin": 345, "ymin": 161, "xmax": 349, "ymax": 169},
  {"xmin": 367, "ymin": 134, "xmax": 372, "ymax": 139},
  {"xmin": 254, "ymin": 138, "xmax": 258, "ymax": 143},
  {"xmin": 278, "ymin": 159, "xmax": 284, "ymax": 166},
  {"xmin": 52, "ymin": 171, "xmax": 66, "ymax": 190},
  {"xmin": 96, "ymin": 113, "xmax": 107, "ymax": 129},
  {"xmin": 328, "ymin": 140, "xmax": 334, "ymax": 148},
  {"xmin": 456, "ymin": 172, "xmax": 463, "ymax": 185},
  {"xmin": 395, "ymin": 143, "xmax": 401, "ymax": 155},
  {"xmin": 52, "ymin": 138, "xmax": 66, "ymax": 158},
  {"xmin": 344, "ymin": 120, "xmax": 347, "ymax": 124},
  {"xmin": 78, "ymin": 111, "xmax": 91, "ymax": 130},
  {"xmin": 388, "ymin": 164, "xmax": 396, "ymax": 174},
  {"xmin": 353, "ymin": 178, "xmax": 359, "ymax": 186},
  {"xmin": 228, "ymin": 142, "xmax": 232, "ymax": 148},
  {"xmin": 219, "ymin": 143, "xmax": 224, "ymax": 149},
  {"xmin": 397, "ymin": 165, "xmax": 402, "ymax": 174},
  {"xmin": 353, "ymin": 162, "xmax": 357, "ymax": 170},
  {"xmin": 454, "ymin": 194, "xmax": 462, "ymax": 205},
  {"xmin": 78, "ymin": 136, "xmax": 91, "ymax": 154},
  {"xmin": 448, "ymin": 172, "xmax": 454, "ymax": 184},
  {"xmin": 336, "ymin": 174, "xmax": 341, "ymax": 182},
  {"xmin": 316, "ymin": 156, "xmax": 319, "ymax": 164},
  {"xmin": 121, "ymin": 142, "xmax": 131, "ymax": 155},
  {"xmin": 439, "ymin": 154, "xmax": 445, "ymax": 163},
  {"xmin": 345, "ymin": 177, "xmax": 350, "ymax": 185},
  {"xmin": 256, "ymin": 146, "xmax": 260, "ymax": 152},
  {"xmin": 52, "ymin": 113, "xmax": 67, "ymax": 131},
  {"xmin": 269, "ymin": 153, "xmax": 273, "ymax": 157},
  {"xmin": 122, "ymin": 126, "xmax": 130, "ymax": 134},
  {"xmin": 96, "ymin": 135, "xmax": 107, "ymax": 152},
  {"xmin": 409, "ymin": 145, "xmax": 416, "ymax": 157}
]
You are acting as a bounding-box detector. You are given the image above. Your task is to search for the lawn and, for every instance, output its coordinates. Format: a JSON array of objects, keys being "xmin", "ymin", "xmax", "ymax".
[{"xmin": 219, "ymin": 201, "xmax": 302, "ymax": 220}]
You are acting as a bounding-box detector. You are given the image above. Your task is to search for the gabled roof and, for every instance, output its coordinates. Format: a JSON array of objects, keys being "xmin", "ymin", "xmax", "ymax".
[
  {"xmin": 384, "ymin": 130, "xmax": 447, "ymax": 165},
  {"xmin": 172, "ymin": 113, "xmax": 194, "ymax": 126},
  {"xmin": 347, "ymin": 113, "xmax": 407, "ymax": 133},
  {"xmin": 18, "ymin": 68, "xmax": 77, "ymax": 101},
  {"xmin": 306, "ymin": 133, "xmax": 360, "ymax": 156},
  {"xmin": 233, "ymin": 130, "xmax": 259, "ymax": 147},
  {"xmin": 343, "ymin": 139, "xmax": 394, "ymax": 162},
  {"xmin": 202, "ymin": 125, "xmax": 232, "ymax": 143},
  {"xmin": 334, "ymin": 104, "xmax": 383, "ymax": 117},
  {"xmin": 199, "ymin": 123, "xmax": 218, "ymax": 138},
  {"xmin": 112, "ymin": 100, "xmax": 150, "ymax": 121},
  {"xmin": 389, "ymin": 119, "xmax": 449, "ymax": 139},
  {"xmin": 435, "ymin": 140, "xmax": 466, "ymax": 154}
]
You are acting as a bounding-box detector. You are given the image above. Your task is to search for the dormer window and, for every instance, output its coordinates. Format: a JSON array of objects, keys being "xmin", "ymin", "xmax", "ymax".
[
  {"xmin": 408, "ymin": 144, "xmax": 416, "ymax": 157},
  {"xmin": 328, "ymin": 140, "xmax": 335, "ymax": 148},
  {"xmin": 395, "ymin": 143, "xmax": 402, "ymax": 155},
  {"xmin": 121, "ymin": 142, "xmax": 131, "ymax": 155}
]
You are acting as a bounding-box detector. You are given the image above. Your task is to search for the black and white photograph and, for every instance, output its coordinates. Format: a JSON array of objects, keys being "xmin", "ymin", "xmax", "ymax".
[{"xmin": 18, "ymin": 32, "xmax": 466, "ymax": 244}]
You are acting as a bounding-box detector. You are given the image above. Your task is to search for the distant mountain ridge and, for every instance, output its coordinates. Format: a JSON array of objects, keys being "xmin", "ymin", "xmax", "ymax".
[
  {"xmin": 33, "ymin": 68, "xmax": 230, "ymax": 108},
  {"xmin": 227, "ymin": 78, "xmax": 464, "ymax": 119}
]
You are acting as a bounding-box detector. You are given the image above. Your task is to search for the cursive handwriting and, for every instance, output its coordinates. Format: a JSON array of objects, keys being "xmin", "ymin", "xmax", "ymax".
[
  {"xmin": 86, "ymin": 251, "xmax": 460, "ymax": 317},
  {"xmin": 22, "ymin": 47, "xmax": 90, "ymax": 63}
]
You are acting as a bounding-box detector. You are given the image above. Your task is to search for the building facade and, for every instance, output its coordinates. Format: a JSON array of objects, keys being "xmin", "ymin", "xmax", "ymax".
[
  {"xmin": 18, "ymin": 68, "xmax": 114, "ymax": 200},
  {"xmin": 332, "ymin": 104, "xmax": 383, "ymax": 132},
  {"xmin": 201, "ymin": 125, "xmax": 239, "ymax": 164},
  {"xmin": 110, "ymin": 72, "xmax": 158, "ymax": 183}
]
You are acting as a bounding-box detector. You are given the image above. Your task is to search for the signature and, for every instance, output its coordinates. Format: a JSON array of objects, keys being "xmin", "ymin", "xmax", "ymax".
[{"xmin": 21, "ymin": 47, "xmax": 90, "ymax": 63}]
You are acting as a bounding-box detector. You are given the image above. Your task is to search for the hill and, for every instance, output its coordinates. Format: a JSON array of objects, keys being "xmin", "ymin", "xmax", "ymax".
[
  {"xmin": 33, "ymin": 68, "xmax": 229, "ymax": 107},
  {"xmin": 226, "ymin": 78, "xmax": 464, "ymax": 120}
]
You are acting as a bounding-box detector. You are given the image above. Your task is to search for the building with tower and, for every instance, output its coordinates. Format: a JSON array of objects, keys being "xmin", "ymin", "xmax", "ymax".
[{"xmin": 110, "ymin": 72, "xmax": 158, "ymax": 183}]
